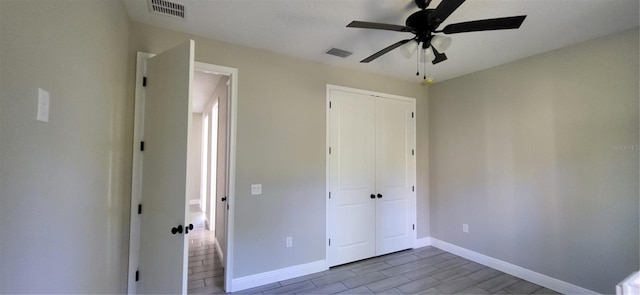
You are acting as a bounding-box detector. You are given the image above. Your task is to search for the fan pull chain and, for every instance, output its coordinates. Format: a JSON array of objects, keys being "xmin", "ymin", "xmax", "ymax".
[
  {"xmin": 423, "ymin": 56, "xmax": 427, "ymax": 80},
  {"xmin": 416, "ymin": 46, "xmax": 419, "ymax": 76}
]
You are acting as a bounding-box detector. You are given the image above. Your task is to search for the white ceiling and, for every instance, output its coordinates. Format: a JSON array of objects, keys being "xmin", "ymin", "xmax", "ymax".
[{"xmin": 124, "ymin": 0, "xmax": 639, "ymax": 83}]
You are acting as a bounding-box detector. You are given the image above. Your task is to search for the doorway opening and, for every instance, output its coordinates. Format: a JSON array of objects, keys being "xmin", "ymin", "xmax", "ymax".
[{"xmin": 186, "ymin": 68, "xmax": 231, "ymax": 293}]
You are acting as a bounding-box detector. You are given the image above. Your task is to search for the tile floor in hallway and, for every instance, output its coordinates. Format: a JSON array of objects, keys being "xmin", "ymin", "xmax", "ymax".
[
  {"xmin": 187, "ymin": 205, "xmax": 225, "ymax": 294},
  {"xmin": 187, "ymin": 226, "xmax": 224, "ymax": 293},
  {"xmin": 187, "ymin": 207, "xmax": 560, "ymax": 294}
]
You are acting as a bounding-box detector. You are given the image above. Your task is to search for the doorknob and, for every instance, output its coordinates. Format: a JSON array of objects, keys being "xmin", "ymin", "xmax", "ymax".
[
  {"xmin": 171, "ymin": 225, "xmax": 183, "ymax": 234},
  {"xmin": 185, "ymin": 223, "xmax": 194, "ymax": 234},
  {"xmin": 370, "ymin": 194, "xmax": 376, "ymax": 199},
  {"xmin": 377, "ymin": 193, "xmax": 383, "ymax": 198},
  {"xmin": 221, "ymin": 197, "xmax": 227, "ymax": 202}
]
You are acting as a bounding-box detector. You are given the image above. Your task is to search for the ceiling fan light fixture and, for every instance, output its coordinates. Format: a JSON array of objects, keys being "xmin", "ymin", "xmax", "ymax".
[
  {"xmin": 420, "ymin": 47, "xmax": 435, "ymax": 63},
  {"xmin": 400, "ymin": 40, "xmax": 419, "ymax": 59},
  {"xmin": 431, "ymin": 35, "xmax": 452, "ymax": 52}
]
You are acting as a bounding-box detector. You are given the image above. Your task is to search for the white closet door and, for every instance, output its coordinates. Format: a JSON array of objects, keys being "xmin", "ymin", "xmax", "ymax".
[
  {"xmin": 328, "ymin": 90, "xmax": 376, "ymax": 266},
  {"xmin": 375, "ymin": 97, "xmax": 415, "ymax": 255}
]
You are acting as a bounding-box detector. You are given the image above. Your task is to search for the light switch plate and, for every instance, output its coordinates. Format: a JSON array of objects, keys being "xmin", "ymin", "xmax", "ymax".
[
  {"xmin": 251, "ymin": 184, "xmax": 262, "ymax": 195},
  {"xmin": 37, "ymin": 88, "xmax": 50, "ymax": 123}
]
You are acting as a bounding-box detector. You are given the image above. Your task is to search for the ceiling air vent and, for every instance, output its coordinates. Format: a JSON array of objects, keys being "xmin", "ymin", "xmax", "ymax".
[
  {"xmin": 147, "ymin": 0, "xmax": 185, "ymax": 19},
  {"xmin": 326, "ymin": 48, "xmax": 353, "ymax": 58}
]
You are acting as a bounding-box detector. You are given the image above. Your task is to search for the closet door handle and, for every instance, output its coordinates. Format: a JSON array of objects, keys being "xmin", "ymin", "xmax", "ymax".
[
  {"xmin": 171, "ymin": 225, "xmax": 183, "ymax": 234},
  {"xmin": 370, "ymin": 194, "xmax": 376, "ymax": 199},
  {"xmin": 377, "ymin": 194, "xmax": 383, "ymax": 199}
]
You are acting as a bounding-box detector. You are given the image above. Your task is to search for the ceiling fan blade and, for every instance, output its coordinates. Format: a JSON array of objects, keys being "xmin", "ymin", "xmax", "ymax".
[
  {"xmin": 347, "ymin": 21, "xmax": 410, "ymax": 32},
  {"xmin": 441, "ymin": 15, "xmax": 526, "ymax": 34},
  {"xmin": 361, "ymin": 39, "xmax": 413, "ymax": 63},
  {"xmin": 429, "ymin": 0, "xmax": 466, "ymax": 27}
]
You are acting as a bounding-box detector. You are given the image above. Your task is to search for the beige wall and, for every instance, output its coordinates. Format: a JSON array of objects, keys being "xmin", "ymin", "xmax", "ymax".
[
  {"xmin": 428, "ymin": 28, "xmax": 639, "ymax": 293},
  {"xmin": 129, "ymin": 22, "xmax": 430, "ymax": 278},
  {"xmin": 0, "ymin": 0, "xmax": 131, "ymax": 293}
]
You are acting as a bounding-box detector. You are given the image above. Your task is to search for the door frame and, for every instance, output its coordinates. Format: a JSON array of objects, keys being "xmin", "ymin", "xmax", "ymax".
[
  {"xmin": 325, "ymin": 84, "xmax": 417, "ymax": 267},
  {"xmin": 127, "ymin": 52, "xmax": 239, "ymax": 294},
  {"xmin": 194, "ymin": 61, "xmax": 238, "ymax": 292}
]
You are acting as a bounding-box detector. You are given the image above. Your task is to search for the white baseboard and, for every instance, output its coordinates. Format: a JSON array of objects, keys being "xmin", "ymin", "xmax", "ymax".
[
  {"xmin": 189, "ymin": 199, "xmax": 200, "ymax": 205},
  {"xmin": 230, "ymin": 260, "xmax": 327, "ymax": 292},
  {"xmin": 430, "ymin": 238, "xmax": 599, "ymax": 295},
  {"xmin": 214, "ymin": 237, "xmax": 224, "ymax": 265},
  {"xmin": 415, "ymin": 237, "xmax": 432, "ymax": 248}
]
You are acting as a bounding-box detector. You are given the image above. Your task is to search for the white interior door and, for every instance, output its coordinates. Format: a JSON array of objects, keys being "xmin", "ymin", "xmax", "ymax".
[
  {"xmin": 138, "ymin": 40, "xmax": 194, "ymax": 294},
  {"xmin": 328, "ymin": 90, "xmax": 376, "ymax": 266},
  {"xmin": 375, "ymin": 98, "xmax": 416, "ymax": 255}
]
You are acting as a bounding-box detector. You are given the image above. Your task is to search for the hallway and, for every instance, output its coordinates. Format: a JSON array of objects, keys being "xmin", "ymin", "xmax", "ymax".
[{"xmin": 187, "ymin": 205, "xmax": 225, "ymax": 294}]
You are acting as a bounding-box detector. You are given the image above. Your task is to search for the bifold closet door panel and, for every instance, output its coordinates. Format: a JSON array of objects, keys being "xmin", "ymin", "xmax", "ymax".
[
  {"xmin": 375, "ymin": 97, "xmax": 416, "ymax": 255},
  {"xmin": 328, "ymin": 90, "xmax": 376, "ymax": 266}
]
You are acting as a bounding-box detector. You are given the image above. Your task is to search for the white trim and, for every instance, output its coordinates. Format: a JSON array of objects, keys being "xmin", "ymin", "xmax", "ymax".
[
  {"xmin": 617, "ymin": 271, "xmax": 640, "ymax": 295},
  {"xmin": 227, "ymin": 65, "xmax": 238, "ymax": 293},
  {"xmin": 189, "ymin": 199, "xmax": 200, "ymax": 205},
  {"xmin": 213, "ymin": 237, "xmax": 225, "ymax": 263},
  {"xmin": 325, "ymin": 86, "xmax": 331, "ymax": 268},
  {"xmin": 327, "ymin": 84, "xmax": 416, "ymax": 104},
  {"xmin": 127, "ymin": 51, "xmax": 154, "ymax": 295},
  {"xmin": 430, "ymin": 238, "xmax": 599, "ymax": 295},
  {"xmin": 414, "ymin": 237, "xmax": 432, "ymax": 248},
  {"xmin": 230, "ymin": 260, "xmax": 327, "ymax": 292},
  {"xmin": 326, "ymin": 84, "xmax": 417, "ymax": 103},
  {"xmin": 193, "ymin": 61, "xmax": 238, "ymax": 293}
]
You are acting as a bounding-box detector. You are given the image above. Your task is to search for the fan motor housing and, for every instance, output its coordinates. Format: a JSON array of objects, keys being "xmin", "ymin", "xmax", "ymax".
[{"xmin": 406, "ymin": 9, "xmax": 436, "ymax": 39}]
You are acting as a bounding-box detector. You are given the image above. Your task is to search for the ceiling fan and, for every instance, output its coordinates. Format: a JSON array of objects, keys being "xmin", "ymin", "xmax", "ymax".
[{"xmin": 347, "ymin": 0, "xmax": 526, "ymax": 67}]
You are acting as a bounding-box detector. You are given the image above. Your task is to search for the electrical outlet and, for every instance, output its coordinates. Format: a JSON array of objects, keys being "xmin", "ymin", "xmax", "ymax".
[
  {"xmin": 37, "ymin": 88, "xmax": 50, "ymax": 123},
  {"xmin": 462, "ymin": 224, "xmax": 469, "ymax": 233},
  {"xmin": 286, "ymin": 237, "xmax": 293, "ymax": 248},
  {"xmin": 251, "ymin": 184, "xmax": 262, "ymax": 195}
]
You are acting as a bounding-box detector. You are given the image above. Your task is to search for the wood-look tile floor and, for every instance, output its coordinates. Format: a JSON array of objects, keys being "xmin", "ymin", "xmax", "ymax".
[
  {"xmin": 187, "ymin": 226, "xmax": 224, "ymax": 293},
  {"xmin": 187, "ymin": 207, "xmax": 560, "ymax": 294},
  {"xmin": 187, "ymin": 205, "xmax": 225, "ymax": 294}
]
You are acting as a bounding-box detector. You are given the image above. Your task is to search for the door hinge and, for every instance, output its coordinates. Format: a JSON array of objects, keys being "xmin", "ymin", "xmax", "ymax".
[
  {"xmin": 412, "ymin": 186, "xmax": 415, "ymax": 192},
  {"xmin": 329, "ymin": 147, "xmax": 332, "ymax": 154},
  {"xmin": 135, "ymin": 270, "xmax": 139, "ymax": 281},
  {"xmin": 329, "ymin": 101, "xmax": 332, "ymax": 109},
  {"xmin": 413, "ymin": 224, "xmax": 415, "ymax": 230},
  {"xmin": 142, "ymin": 76, "xmax": 147, "ymax": 87},
  {"xmin": 411, "ymin": 112, "xmax": 414, "ymax": 118},
  {"xmin": 227, "ymin": 204, "xmax": 229, "ymax": 210},
  {"xmin": 328, "ymin": 238, "xmax": 331, "ymax": 246},
  {"xmin": 138, "ymin": 204, "xmax": 142, "ymax": 214},
  {"xmin": 140, "ymin": 141, "xmax": 145, "ymax": 151},
  {"xmin": 329, "ymin": 192, "xmax": 331, "ymax": 199},
  {"xmin": 412, "ymin": 149, "xmax": 415, "ymax": 156}
]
